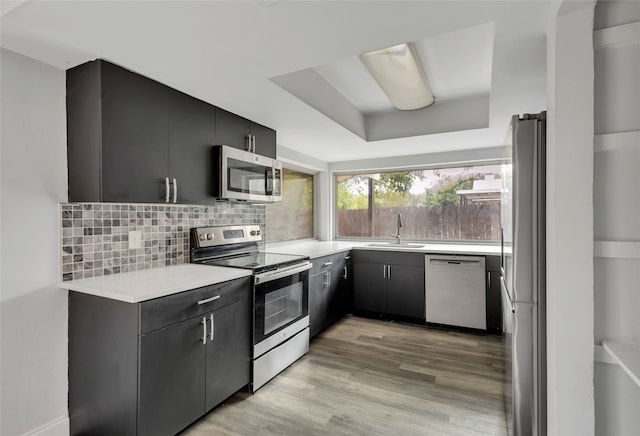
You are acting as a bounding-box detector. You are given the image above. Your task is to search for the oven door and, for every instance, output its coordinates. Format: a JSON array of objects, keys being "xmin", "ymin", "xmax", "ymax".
[{"xmin": 253, "ymin": 262, "xmax": 310, "ymax": 355}]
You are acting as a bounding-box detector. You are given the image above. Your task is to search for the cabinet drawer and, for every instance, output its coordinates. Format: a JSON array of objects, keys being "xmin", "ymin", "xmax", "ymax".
[
  {"xmin": 310, "ymin": 251, "xmax": 350, "ymax": 276},
  {"xmin": 352, "ymin": 249, "xmax": 424, "ymax": 267},
  {"xmin": 140, "ymin": 276, "xmax": 251, "ymax": 334}
]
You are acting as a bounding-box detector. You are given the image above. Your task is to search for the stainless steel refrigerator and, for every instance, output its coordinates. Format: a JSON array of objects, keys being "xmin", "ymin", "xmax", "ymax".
[{"xmin": 501, "ymin": 112, "xmax": 546, "ymax": 436}]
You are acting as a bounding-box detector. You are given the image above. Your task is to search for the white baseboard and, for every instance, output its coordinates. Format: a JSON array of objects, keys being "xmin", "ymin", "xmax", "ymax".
[{"xmin": 24, "ymin": 416, "xmax": 69, "ymax": 436}]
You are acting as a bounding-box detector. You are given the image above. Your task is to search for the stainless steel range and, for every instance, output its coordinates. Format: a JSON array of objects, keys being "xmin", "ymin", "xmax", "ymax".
[{"xmin": 190, "ymin": 225, "xmax": 311, "ymax": 392}]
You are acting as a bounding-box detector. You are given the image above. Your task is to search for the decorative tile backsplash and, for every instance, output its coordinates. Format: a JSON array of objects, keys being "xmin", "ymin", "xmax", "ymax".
[{"xmin": 60, "ymin": 202, "xmax": 265, "ymax": 281}]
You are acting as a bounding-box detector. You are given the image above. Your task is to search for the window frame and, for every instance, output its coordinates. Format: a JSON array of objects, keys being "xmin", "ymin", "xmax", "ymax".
[
  {"xmin": 332, "ymin": 160, "xmax": 504, "ymax": 245},
  {"xmin": 265, "ymin": 164, "xmax": 317, "ymax": 244}
]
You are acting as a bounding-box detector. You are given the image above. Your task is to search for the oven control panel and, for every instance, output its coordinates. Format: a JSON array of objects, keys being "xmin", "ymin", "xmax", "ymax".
[{"xmin": 191, "ymin": 225, "xmax": 262, "ymax": 248}]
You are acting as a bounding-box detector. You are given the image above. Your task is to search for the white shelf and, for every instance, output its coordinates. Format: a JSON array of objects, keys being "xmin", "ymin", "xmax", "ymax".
[
  {"xmin": 594, "ymin": 241, "xmax": 640, "ymax": 259},
  {"xmin": 602, "ymin": 341, "xmax": 640, "ymax": 388},
  {"xmin": 595, "ymin": 131, "xmax": 640, "ymax": 152},
  {"xmin": 594, "ymin": 21, "xmax": 640, "ymax": 48}
]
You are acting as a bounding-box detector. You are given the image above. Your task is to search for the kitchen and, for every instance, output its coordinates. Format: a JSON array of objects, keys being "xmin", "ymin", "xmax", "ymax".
[{"xmin": 1, "ymin": 1, "xmax": 638, "ymax": 436}]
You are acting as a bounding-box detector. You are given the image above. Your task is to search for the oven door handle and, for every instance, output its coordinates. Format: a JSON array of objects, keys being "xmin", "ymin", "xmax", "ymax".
[{"xmin": 254, "ymin": 261, "xmax": 312, "ymax": 285}]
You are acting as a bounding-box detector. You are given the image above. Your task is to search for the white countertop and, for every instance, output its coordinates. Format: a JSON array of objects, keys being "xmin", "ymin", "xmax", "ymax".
[
  {"xmin": 265, "ymin": 240, "xmax": 501, "ymax": 258},
  {"xmin": 265, "ymin": 240, "xmax": 354, "ymax": 258},
  {"xmin": 61, "ymin": 264, "xmax": 252, "ymax": 303}
]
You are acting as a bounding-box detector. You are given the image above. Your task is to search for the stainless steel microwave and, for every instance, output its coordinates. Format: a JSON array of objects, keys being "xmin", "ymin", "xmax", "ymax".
[{"xmin": 213, "ymin": 145, "xmax": 282, "ymax": 202}]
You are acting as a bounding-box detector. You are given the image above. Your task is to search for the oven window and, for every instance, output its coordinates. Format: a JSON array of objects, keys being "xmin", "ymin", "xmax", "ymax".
[
  {"xmin": 228, "ymin": 158, "xmax": 267, "ymax": 195},
  {"xmin": 264, "ymin": 282, "xmax": 303, "ymax": 335}
]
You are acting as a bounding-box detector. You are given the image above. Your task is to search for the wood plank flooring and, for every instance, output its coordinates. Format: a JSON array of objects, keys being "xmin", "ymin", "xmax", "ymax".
[{"xmin": 183, "ymin": 315, "xmax": 507, "ymax": 436}]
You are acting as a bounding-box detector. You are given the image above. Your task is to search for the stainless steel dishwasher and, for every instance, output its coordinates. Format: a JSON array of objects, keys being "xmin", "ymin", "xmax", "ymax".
[{"xmin": 425, "ymin": 254, "xmax": 486, "ymax": 329}]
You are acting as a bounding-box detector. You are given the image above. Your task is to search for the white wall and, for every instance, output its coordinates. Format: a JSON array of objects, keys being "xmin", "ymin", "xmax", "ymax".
[
  {"xmin": 545, "ymin": 3, "xmax": 595, "ymax": 436},
  {"xmin": 1, "ymin": 49, "xmax": 69, "ymax": 435}
]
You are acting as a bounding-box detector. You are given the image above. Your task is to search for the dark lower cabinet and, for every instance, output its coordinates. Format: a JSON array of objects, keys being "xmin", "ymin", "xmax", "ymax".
[
  {"xmin": 309, "ymin": 272, "xmax": 328, "ymax": 337},
  {"xmin": 204, "ymin": 300, "xmax": 250, "ymax": 410},
  {"xmin": 353, "ymin": 262, "xmax": 387, "ymax": 314},
  {"xmin": 139, "ymin": 317, "xmax": 205, "ymax": 436},
  {"xmin": 486, "ymin": 255, "xmax": 502, "ymax": 334},
  {"xmin": 353, "ymin": 250, "xmax": 501, "ymax": 331},
  {"xmin": 309, "ymin": 251, "xmax": 351, "ymax": 337},
  {"xmin": 386, "ymin": 264, "xmax": 425, "ymax": 319},
  {"xmin": 69, "ymin": 276, "xmax": 251, "ymax": 436},
  {"xmin": 352, "ymin": 250, "xmax": 425, "ymax": 321}
]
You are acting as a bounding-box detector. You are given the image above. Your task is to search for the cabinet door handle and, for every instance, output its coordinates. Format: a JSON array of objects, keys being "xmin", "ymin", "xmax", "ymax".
[
  {"xmin": 487, "ymin": 272, "xmax": 491, "ymax": 289},
  {"xmin": 197, "ymin": 295, "xmax": 221, "ymax": 305},
  {"xmin": 252, "ymin": 135, "xmax": 256, "ymax": 153},
  {"xmin": 209, "ymin": 314, "xmax": 215, "ymax": 340},
  {"xmin": 382, "ymin": 265, "xmax": 386, "ymax": 279},
  {"xmin": 172, "ymin": 178, "xmax": 177, "ymax": 203},
  {"xmin": 387, "ymin": 265, "xmax": 391, "ymax": 279},
  {"xmin": 201, "ymin": 317, "xmax": 207, "ymax": 345},
  {"xmin": 322, "ymin": 261, "xmax": 333, "ymax": 267},
  {"xmin": 342, "ymin": 265, "xmax": 348, "ymax": 280},
  {"xmin": 246, "ymin": 134, "xmax": 252, "ymax": 152},
  {"xmin": 165, "ymin": 177, "xmax": 170, "ymax": 203}
]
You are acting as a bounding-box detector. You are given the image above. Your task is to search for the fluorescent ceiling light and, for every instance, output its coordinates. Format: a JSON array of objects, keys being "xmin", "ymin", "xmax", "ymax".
[{"xmin": 360, "ymin": 43, "xmax": 434, "ymax": 111}]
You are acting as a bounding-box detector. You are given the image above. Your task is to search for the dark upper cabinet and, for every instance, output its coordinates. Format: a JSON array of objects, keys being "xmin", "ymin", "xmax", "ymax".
[
  {"xmin": 214, "ymin": 107, "xmax": 252, "ymax": 151},
  {"xmin": 68, "ymin": 60, "xmax": 170, "ymax": 203},
  {"xmin": 250, "ymin": 121, "xmax": 277, "ymax": 159},
  {"xmin": 214, "ymin": 107, "xmax": 277, "ymax": 159},
  {"xmin": 168, "ymin": 88, "xmax": 216, "ymax": 204},
  {"xmin": 67, "ymin": 59, "xmax": 276, "ymax": 203}
]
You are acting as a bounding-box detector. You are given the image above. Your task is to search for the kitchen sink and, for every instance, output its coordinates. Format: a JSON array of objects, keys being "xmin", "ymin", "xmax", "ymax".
[{"xmin": 365, "ymin": 242, "xmax": 425, "ymax": 248}]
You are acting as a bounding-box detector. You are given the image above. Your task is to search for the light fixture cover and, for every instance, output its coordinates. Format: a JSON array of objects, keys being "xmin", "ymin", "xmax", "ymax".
[{"xmin": 360, "ymin": 43, "xmax": 434, "ymax": 111}]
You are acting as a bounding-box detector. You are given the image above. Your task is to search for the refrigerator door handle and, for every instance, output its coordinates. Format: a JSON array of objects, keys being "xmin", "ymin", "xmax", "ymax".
[{"xmin": 501, "ymin": 276, "xmax": 515, "ymax": 313}]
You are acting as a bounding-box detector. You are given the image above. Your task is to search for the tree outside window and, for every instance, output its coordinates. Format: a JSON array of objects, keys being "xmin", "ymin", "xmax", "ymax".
[{"xmin": 336, "ymin": 164, "xmax": 502, "ymax": 241}]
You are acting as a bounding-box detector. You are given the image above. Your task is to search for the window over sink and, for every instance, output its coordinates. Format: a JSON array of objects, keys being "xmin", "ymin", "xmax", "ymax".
[
  {"xmin": 266, "ymin": 167, "xmax": 315, "ymax": 243},
  {"xmin": 335, "ymin": 164, "xmax": 502, "ymax": 242}
]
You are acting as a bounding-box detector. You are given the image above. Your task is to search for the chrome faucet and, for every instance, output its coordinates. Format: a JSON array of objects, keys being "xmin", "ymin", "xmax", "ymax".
[{"xmin": 394, "ymin": 213, "xmax": 402, "ymax": 244}]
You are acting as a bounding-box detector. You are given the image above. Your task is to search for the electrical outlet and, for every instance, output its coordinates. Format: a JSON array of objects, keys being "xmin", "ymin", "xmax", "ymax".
[{"xmin": 128, "ymin": 231, "xmax": 142, "ymax": 249}]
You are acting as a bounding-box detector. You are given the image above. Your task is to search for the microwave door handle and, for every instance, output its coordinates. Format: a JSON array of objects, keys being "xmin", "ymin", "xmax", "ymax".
[
  {"xmin": 265, "ymin": 168, "xmax": 272, "ymax": 195},
  {"xmin": 165, "ymin": 177, "xmax": 170, "ymax": 203},
  {"xmin": 173, "ymin": 178, "xmax": 177, "ymax": 203}
]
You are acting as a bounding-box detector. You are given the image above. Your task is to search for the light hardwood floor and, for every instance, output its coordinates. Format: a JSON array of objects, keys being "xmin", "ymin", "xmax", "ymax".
[{"xmin": 183, "ymin": 315, "xmax": 507, "ymax": 436}]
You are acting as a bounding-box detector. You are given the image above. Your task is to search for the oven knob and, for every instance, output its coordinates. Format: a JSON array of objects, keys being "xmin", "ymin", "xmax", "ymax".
[
  {"xmin": 206, "ymin": 233, "xmax": 213, "ymax": 240},
  {"xmin": 199, "ymin": 234, "xmax": 206, "ymax": 241}
]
